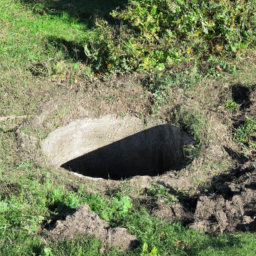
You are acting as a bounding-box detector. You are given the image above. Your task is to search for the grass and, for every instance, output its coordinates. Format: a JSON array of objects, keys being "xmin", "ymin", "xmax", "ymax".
[
  {"xmin": 1, "ymin": 0, "xmax": 256, "ymax": 255},
  {"xmin": 0, "ymin": 0, "xmax": 88, "ymax": 117},
  {"xmin": 1, "ymin": 159, "xmax": 256, "ymax": 256}
]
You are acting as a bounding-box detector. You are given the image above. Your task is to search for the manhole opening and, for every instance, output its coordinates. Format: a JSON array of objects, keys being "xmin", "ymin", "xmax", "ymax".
[{"xmin": 60, "ymin": 125, "xmax": 187, "ymax": 180}]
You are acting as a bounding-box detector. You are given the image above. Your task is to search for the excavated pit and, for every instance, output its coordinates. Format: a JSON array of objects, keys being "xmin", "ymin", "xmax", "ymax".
[{"xmin": 42, "ymin": 115, "xmax": 186, "ymax": 180}]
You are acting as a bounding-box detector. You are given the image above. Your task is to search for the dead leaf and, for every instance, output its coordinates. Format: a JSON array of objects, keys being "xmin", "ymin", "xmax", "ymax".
[{"xmin": 215, "ymin": 65, "xmax": 222, "ymax": 72}]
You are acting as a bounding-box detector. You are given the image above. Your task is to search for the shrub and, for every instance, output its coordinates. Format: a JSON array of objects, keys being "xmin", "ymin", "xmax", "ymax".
[{"xmin": 85, "ymin": 0, "xmax": 256, "ymax": 74}]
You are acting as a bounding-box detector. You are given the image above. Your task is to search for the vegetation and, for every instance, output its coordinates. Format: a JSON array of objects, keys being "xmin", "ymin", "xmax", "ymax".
[
  {"xmin": 1, "ymin": 160, "xmax": 256, "ymax": 255},
  {"xmin": 1, "ymin": 0, "xmax": 256, "ymax": 255},
  {"xmin": 87, "ymin": 0, "xmax": 256, "ymax": 73},
  {"xmin": 234, "ymin": 116, "xmax": 256, "ymax": 159}
]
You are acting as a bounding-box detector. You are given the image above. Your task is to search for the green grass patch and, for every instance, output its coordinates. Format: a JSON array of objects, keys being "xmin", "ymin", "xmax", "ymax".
[
  {"xmin": 0, "ymin": 159, "xmax": 256, "ymax": 255},
  {"xmin": 0, "ymin": 0, "xmax": 87, "ymax": 66},
  {"xmin": 234, "ymin": 116, "xmax": 256, "ymax": 159},
  {"xmin": 0, "ymin": 0, "xmax": 89, "ymax": 116}
]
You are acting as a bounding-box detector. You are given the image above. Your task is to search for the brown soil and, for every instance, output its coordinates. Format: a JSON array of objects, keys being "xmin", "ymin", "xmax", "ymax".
[
  {"xmin": 48, "ymin": 204, "xmax": 139, "ymax": 251},
  {"xmin": 49, "ymin": 160, "xmax": 256, "ymax": 240},
  {"xmin": 148, "ymin": 162, "xmax": 256, "ymax": 233}
]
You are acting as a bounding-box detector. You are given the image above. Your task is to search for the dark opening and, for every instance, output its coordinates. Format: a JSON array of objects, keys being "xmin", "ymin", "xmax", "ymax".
[
  {"xmin": 232, "ymin": 84, "xmax": 252, "ymax": 109},
  {"xmin": 61, "ymin": 125, "xmax": 185, "ymax": 180}
]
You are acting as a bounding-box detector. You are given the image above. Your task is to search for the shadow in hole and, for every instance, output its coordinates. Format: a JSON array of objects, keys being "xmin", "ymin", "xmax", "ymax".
[
  {"xmin": 21, "ymin": 0, "xmax": 128, "ymax": 27},
  {"xmin": 61, "ymin": 124, "xmax": 185, "ymax": 180},
  {"xmin": 232, "ymin": 84, "xmax": 252, "ymax": 110},
  {"xmin": 48, "ymin": 36, "xmax": 87, "ymax": 61}
]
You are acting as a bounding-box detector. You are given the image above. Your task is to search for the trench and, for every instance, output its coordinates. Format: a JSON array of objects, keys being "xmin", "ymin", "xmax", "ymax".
[{"xmin": 42, "ymin": 116, "xmax": 189, "ymax": 180}]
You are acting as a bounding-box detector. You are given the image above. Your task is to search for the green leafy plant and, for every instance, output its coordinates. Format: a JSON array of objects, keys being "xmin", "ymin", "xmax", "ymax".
[
  {"xmin": 41, "ymin": 247, "xmax": 54, "ymax": 256},
  {"xmin": 112, "ymin": 195, "xmax": 132, "ymax": 216},
  {"xmin": 147, "ymin": 184, "xmax": 178, "ymax": 206},
  {"xmin": 0, "ymin": 200, "xmax": 44, "ymax": 233},
  {"xmin": 83, "ymin": 193, "xmax": 132, "ymax": 221},
  {"xmin": 224, "ymin": 100, "xmax": 239, "ymax": 112},
  {"xmin": 85, "ymin": 0, "xmax": 256, "ymax": 74},
  {"xmin": 173, "ymin": 107, "xmax": 208, "ymax": 143},
  {"xmin": 141, "ymin": 243, "xmax": 158, "ymax": 256},
  {"xmin": 50, "ymin": 188, "xmax": 81, "ymax": 211},
  {"xmin": 234, "ymin": 117, "xmax": 256, "ymax": 148},
  {"xmin": 183, "ymin": 144, "xmax": 200, "ymax": 163}
]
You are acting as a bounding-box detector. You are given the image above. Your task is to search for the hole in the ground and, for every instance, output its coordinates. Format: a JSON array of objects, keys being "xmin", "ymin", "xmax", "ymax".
[
  {"xmin": 42, "ymin": 116, "xmax": 192, "ymax": 180},
  {"xmin": 61, "ymin": 125, "xmax": 185, "ymax": 180},
  {"xmin": 232, "ymin": 84, "xmax": 252, "ymax": 109}
]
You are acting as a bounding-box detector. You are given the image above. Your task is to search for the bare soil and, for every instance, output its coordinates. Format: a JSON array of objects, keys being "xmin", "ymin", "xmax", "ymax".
[
  {"xmin": 48, "ymin": 204, "xmax": 139, "ymax": 251},
  {"xmin": 148, "ymin": 161, "xmax": 256, "ymax": 233}
]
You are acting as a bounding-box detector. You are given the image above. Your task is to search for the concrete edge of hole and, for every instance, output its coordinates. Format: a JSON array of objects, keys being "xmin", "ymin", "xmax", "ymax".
[{"xmin": 42, "ymin": 114, "xmax": 189, "ymax": 180}]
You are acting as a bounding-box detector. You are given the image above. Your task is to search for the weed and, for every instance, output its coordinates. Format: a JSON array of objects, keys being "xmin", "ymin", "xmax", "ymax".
[
  {"xmin": 141, "ymin": 243, "xmax": 158, "ymax": 256},
  {"xmin": 146, "ymin": 184, "xmax": 178, "ymax": 207},
  {"xmin": 172, "ymin": 107, "xmax": 208, "ymax": 143},
  {"xmin": 234, "ymin": 116, "xmax": 256, "ymax": 159},
  {"xmin": 224, "ymin": 100, "xmax": 239, "ymax": 112},
  {"xmin": 183, "ymin": 144, "xmax": 201, "ymax": 163}
]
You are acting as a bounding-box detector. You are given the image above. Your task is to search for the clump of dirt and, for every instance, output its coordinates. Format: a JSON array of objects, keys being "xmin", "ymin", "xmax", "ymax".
[
  {"xmin": 146, "ymin": 162, "xmax": 256, "ymax": 234},
  {"xmin": 48, "ymin": 204, "xmax": 139, "ymax": 252},
  {"xmin": 191, "ymin": 163, "xmax": 256, "ymax": 233},
  {"xmin": 149, "ymin": 199, "xmax": 193, "ymax": 224}
]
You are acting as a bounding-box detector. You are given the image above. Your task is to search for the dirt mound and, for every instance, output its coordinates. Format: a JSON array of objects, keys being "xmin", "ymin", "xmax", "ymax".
[
  {"xmin": 49, "ymin": 204, "xmax": 139, "ymax": 251},
  {"xmin": 194, "ymin": 162, "xmax": 256, "ymax": 233},
  {"xmin": 148, "ymin": 162, "xmax": 256, "ymax": 234}
]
